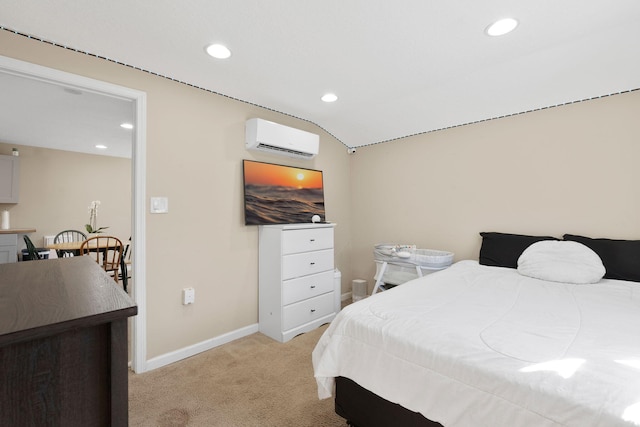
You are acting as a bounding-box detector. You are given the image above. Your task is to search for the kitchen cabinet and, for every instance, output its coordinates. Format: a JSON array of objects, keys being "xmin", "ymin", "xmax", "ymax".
[{"xmin": 0, "ymin": 154, "xmax": 19, "ymax": 203}]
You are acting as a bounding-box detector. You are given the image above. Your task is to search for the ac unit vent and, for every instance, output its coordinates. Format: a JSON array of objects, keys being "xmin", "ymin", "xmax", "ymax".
[{"xmin": 255, "ymin": 143, "xmax": 315, "ymax": 159}]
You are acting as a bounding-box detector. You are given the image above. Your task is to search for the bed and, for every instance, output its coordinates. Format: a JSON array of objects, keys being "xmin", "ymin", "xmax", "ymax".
[{"xmin": 312, "ymin": 233, "xmax": 640, "ymax": 427}]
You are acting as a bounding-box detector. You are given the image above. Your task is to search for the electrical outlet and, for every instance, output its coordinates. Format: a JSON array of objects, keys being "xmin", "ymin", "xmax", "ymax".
[{"xmin": 182, "ymin": 287, "xmax": 195, "ymax": 305}]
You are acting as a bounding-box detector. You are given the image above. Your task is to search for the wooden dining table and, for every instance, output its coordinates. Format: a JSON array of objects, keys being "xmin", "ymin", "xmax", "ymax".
[
  {"xmin": 46, "ymin": 239, "xmax": 118, "ymax": 255},
  {"xmin": 46, "ymin": 239, "xmax": 129, "ymax": 291}
]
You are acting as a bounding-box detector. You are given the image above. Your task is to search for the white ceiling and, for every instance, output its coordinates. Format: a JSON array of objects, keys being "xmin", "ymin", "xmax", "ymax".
[
  {"xmin": 1, "ymin": 0, "xmax": 640, "ymax": 154},
  {"xmin": 0, "ymin": 71, "xmax": 134, "ymax": 158}
]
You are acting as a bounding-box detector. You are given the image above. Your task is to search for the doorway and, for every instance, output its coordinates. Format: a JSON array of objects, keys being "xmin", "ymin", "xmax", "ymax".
[{"xmin": 0, "ymin": 55, "xmax": 148, "ymax": 372}]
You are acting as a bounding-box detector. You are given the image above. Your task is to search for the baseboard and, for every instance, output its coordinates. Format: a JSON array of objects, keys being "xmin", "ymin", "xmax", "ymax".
[
  {"xmin": 144, "ymin": 323, "xmax": 259, "ymax": 372},
  {"xmin": 144, "ymin": 294, "xmax": 353, "ymax": 371}
]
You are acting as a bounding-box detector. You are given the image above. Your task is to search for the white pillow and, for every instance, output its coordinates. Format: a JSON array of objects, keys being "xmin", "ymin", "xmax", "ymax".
[{"xmin": 517, "ymin": 240, "xmax": 605, "ymax": 284}]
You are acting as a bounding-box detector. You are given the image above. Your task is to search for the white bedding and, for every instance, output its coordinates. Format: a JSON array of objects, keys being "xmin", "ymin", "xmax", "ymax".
[{"xmin": 312, "ymin": 260, "xmax": 640, "ymax": 427}]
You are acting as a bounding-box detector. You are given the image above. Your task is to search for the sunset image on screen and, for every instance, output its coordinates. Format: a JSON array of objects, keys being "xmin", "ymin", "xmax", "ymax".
[
  {"xmin": 243, "ymin": 161, "xmax": 323, "ymax": 189},
  {"xmin": 243, "ymin": 160, "xmax": 325, "ymax": 225}
]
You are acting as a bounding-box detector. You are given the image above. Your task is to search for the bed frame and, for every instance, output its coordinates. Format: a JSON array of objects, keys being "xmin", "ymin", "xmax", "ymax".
[{"xmin": 335, "ymin": 377, "xmax": 443, "ymax": 427}]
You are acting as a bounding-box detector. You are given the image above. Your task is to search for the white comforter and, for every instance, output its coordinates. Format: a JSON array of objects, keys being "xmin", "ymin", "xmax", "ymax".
[{"xmin": 312, "ymin": 260, "xmax": 640, "ymax": 427}]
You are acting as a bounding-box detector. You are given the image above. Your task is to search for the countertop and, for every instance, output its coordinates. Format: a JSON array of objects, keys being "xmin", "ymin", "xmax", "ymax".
[{"xmin": 0, "ymin": 228, "xmax": 36, "ymax": 234}]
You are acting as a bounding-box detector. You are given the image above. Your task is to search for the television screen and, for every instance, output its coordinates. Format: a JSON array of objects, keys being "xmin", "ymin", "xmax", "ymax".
[{"xmin": 243, "ymin": 160, "xmax": 325, "ymax": 225}]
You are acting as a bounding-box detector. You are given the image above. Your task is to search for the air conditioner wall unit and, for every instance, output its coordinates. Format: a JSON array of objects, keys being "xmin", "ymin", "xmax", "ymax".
[{"xmin": 245, "ymin": 118, "xmax": 319, "ymax": 159}]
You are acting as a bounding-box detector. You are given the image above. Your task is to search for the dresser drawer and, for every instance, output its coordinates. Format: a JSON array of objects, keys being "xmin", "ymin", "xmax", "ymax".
[
  {"xmin": 282, "ymin": 270, "xmax": 334, "ymax": 305},
  {"xmin": 283, "ymin": 292, "xmax": 334, "ymax": 331},
  {"xmin": 282, "ymin": 227, "xmax": 333, "ymax": 255},
  {"xmin": 282, "ymin": 249, "xmax": 333, "ymax": 280}
]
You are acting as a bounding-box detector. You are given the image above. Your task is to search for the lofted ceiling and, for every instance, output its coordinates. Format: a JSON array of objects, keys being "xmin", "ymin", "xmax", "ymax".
[{"xmin": 1, "ymin": 0, "xmax": 640, "ymax": 156}]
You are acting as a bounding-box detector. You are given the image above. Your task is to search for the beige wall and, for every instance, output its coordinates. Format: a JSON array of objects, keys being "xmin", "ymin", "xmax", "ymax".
[
  {"xmin": 0, "ymin": 143, "xmax": 131, "ymax": 250},
  {"xmin": 0, "ymin": 31, "xmax": 352, "ymax": 359},
  {"xmin": 349, "ymin": 90, "xmax": 640, "ymax": 290}
]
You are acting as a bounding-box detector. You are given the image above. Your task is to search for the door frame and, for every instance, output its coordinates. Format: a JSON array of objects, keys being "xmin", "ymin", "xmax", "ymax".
[{"xmin": 0, "ymin": 55, "xmax": 149, "ymax": 372}]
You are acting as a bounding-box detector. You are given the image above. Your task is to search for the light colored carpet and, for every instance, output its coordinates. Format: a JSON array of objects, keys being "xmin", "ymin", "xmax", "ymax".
[{"xmin": 129, "ymin": 324, "xmax": 345, "ymax": 426}]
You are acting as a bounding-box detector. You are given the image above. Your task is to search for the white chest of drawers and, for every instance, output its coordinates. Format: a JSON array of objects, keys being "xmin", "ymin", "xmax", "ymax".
[{"xmin": 259, "ymin": 223, "xmax": 336, "ymax": 342}]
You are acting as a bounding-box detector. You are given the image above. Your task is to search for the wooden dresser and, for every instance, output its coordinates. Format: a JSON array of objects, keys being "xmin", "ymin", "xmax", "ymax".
[
  {"xmin": 0, "ymin": 256, "xmax": 137, "ymax": 426},
  {"xmin": 259, "ymin": 223, "xmax": 336, "ymax": 342}
]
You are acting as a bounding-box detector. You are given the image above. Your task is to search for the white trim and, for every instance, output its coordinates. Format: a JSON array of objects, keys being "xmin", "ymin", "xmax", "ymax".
[
  {"xmin": 145, "ymin": 324, "xmax": 260, "ymax": 372},
  {"xmin": 0, "ymin": 55, "xmax": 149, "ymax": 372},
  {"xmin": 131, "ymin": 88, "xmax": 148, "ymax": 373},
  {"xmin": 0, "ymin": 56, "xmax": 138, "ymax": 101},
  {"xmin": 341, "ymin": 292, "xmax": 352, "ymax": 302}
]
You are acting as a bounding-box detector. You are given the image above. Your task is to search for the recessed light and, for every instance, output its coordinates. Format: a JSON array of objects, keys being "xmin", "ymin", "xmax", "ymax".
[
  {"xmin": 120, "ymin": 123, "xmax": 133, "ymax": 129},
  {"xmin": 205, "ymin": 43, "xmax": 232, "ymax": 59},
  {"xmin": 321, "ymin": 93, "xmax": 338, "ymax": 103},
  {"xmin": 95, "ymin": 144, "xmax": 108, "ymax": 150},
  {"xmin": 486, "ymin": 18, "xmax": 518, "ymax": 36}
]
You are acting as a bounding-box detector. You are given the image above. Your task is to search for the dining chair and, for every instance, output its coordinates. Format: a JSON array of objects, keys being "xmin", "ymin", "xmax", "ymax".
[
  {"xmin": 53, "ymin": 229, "xmax": 87, "ymax": 257},
  {"xmin": 118, "ymin": 236, "xmax": 132, "ymax": 292},
  {"xmin": 80, "ymin": 235, "xmax": 124, "ymax": 284},
  {"xmin": 23, "ymin": 235, "xmax": 42, "ymax": 261}
]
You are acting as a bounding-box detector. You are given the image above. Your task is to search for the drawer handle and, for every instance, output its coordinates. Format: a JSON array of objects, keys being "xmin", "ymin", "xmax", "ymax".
[
  {"xmin": 311, "ymin": 309, "xmax": 316, "ymax": 313},
  {"xmin": 310, "ymin": 239, "xmax": 315, "ymax": 242},
  {"xmin": 310, "ymin": 262, "xmax": 315, "ymax": 266},
  {"xmin": 310, "ymin": 285, "xmax": 316, "ymax": 289}
]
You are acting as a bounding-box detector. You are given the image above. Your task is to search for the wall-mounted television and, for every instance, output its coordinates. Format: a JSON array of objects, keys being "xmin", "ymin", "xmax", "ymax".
[{"xmin": 243, "ymin": 159, "xmax": 325, "ymax": 225}]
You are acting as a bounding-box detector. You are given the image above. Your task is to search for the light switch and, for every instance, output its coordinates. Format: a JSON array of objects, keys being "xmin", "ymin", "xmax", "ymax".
[{"xmin": 150, "ymin": 197, "xmax": 169, "ymax": 214}]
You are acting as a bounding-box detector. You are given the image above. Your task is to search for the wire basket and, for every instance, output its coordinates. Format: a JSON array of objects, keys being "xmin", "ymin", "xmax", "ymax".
[
  {"xmin": 373, "ymin": 244, "xmax": 454, "ymax": 288},
  {"xmin": 374, "ymin": 244, "xmax": 454, "ymax": 268}
]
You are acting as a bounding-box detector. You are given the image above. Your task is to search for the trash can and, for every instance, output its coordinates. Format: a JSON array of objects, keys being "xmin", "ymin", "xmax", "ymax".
[
  {"xmin": 334, "ymin": 269, "xmax": 341, "ymax": 312},
  {"xmin": 352, "ymin": 279, "xmax": 367, "ymax": 303}
]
